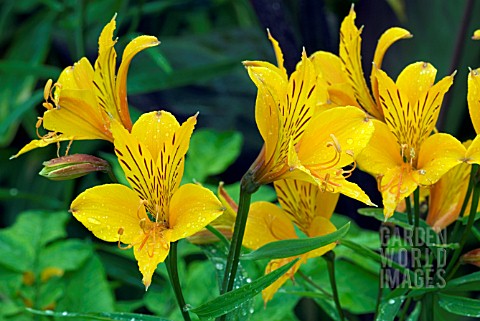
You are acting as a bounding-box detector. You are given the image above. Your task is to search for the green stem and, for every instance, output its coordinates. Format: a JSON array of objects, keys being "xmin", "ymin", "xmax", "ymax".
[
  {"xmin": 324, "ymin": 251, "xmax": 345, "ymax": 321},
  {"xmin": 405, "ymin": 195, "xmax": 413, "ymax": 225},
  {"xmin": 75, "ymin": 0, "xmax": 85, "ymax": 58},
  {"xmin": 220, "ymin": 172, "xmax": 257, "ymax": 294},
  {"xmin": 450, "ymin": 164, "xmax": 476, "ymax": 242},
  {"xmin": 446, "ymin": 164, "xmax": 480, "ymax": 280},
  {"xmin": 165, "ymin": 242, "xmax": 191, "ymax": 321},
  {"xmin": 413, "ymin": 188, "xmax": 420, "ymax": 229},
  {"xmin": 375, "ymin": 224, "xmax": 391, "ymax": 317},
  {"xmin": 206, "ymin": 224, "xmax": 230, "ymax": 249}
]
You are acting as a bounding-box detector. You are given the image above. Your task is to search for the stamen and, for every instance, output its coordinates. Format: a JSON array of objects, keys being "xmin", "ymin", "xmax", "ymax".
[{"xmin": 117, "ymin": 227, "xmax": 133, "ymax": 250}]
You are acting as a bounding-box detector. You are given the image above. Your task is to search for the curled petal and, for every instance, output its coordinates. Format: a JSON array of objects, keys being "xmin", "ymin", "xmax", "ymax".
[
  {"xmin": 466, "ymin": 135, "xmax": 480, "ymax": 164},
  {"xmin": 371, "ymin": 27, "xmax": 412, "ymax": 108},
  {"xmin": 262, "ymin": 257, "xmax": 305, "ymax": 304},
  {"xmin": 11, "ymin": 134, "xmax": 73, "ymax": 159},
  {"xmin": 117, "ymin": 35, "xmax": 160, "ymax": 129}
]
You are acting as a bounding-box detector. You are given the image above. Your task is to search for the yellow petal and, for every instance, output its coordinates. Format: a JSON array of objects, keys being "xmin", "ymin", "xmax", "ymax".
[
  {"xmin": 380, "ymin": 166, "xmax": 418, "ymax": 218},
  {"xmin": 267, "ymin": 30, "xmax": 287, "ymax": 77},
  {"xmin": 131, "ymin": 111, "xmax": 180, "ymax": 163},
  {"xmin": 110, "ymin": 118, "xmax": 158, "ymax": 214},
  {"xmin": 243, "ymin": 202, "xmax": 297, "ymax": 250},
  {"xmin": 417, "ymin": 133, "xmax": 465, "ymax": 185},
  {"xmin": 339, "ymin": 6, "xmax": 380, "ymax": 119},
  {"xmin": 56, "ymin": 58, "xmax": 95, "ymax": 92},
  {"xmin": 134, "ymin": 230, "xmax": 171, "ymax": 289},
  {"xmin": 466, "ymin": 134, "xmax": 480, "ymax": 164},
  {"xmin": 468, "ymin": 68, "xmax": 480, "ymax": 135},
  {"xmin": 356, "ymin": 119, "xmax": 402, "ymax": 176},
  {"xmin": 315, "ymin": 191, "xmax": 339, "ymax": 220},
  {"xmin": 169, "ymin": 183, "xmax": 224, "ymax": 241},
  {"xmin": 473, "ymin": 29, "xmax": 480, "ymax": 40},
  {"xmin": 245, "ymin": 62, "xmax": 285, "ymax": 161},
  {"xmin": 427, "ymin": 162, "xmax": 471, "ymax": 232},
  {"xmin": 370, "ymin": 27, "xmax": 412, "ymax": 108},
  {"xmin": 297, "ymin": 106, "xmax": 374, "ymax": 168},
  {"xmin": 11, "ymin": 135, "xmax": 73, "ymax": 159},
  {"xmin": 262, "ymin": 257, "xmax": 305, "ymax": 304},
  {"xmin": 376, "ymin": 64, "xmax": 453, "ymax": 148},
  {"xmin": 310, "ymin": 51, "xmax": 350, "ymax": 85},
  {"xmin": 70, "ymin": 183, "xmax": 148, "ymax": 243},
  {"xmin": 94, "ymin": 16, "xmax": 122, "ymax": 127},
  {"xmin": 117, "ymin": 35, "xmax": 160, "ymax": 130},
  {"xmin": 395, "ymin": 62, "xmax": 437, "ymax": 105},
  {"xmin": 43, "ymin": 89, "xmax": 112, "ymax": 141},
  {"xmin": 305, "ymin": 216, "xmax": 337, "ymax": 258},
  {"xmin": 274, "ymin": 179, "xmax": 318, "ymax": 230},
  {"xmin": 156, "ymin": 113, "xmax": 197, "ymax": 199}
]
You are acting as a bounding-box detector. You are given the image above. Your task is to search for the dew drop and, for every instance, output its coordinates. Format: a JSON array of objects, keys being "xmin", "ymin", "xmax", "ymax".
[
  {"xmin": 388, "ymin": 299, "xmax": 395, "ymax": 304},
  {"xmin": 215, "ymin": 263, "xmax": 224, "ymax": 270},
  {"xmin": 346, "ymin": 138, "xmax": 353, "ymax": 145},
  {"xmin": 87, "ymin": 217, "xmax": 101, "ymax": 225}
]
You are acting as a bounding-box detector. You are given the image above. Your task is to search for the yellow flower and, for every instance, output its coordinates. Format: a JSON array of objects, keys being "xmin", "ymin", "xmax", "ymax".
[
  {"xmin": 357, "ymin": 62, "xmax": 466, "ymax": 218},
  {"xmin": 243, "ymin": 179, "xmax": 338, "ymax": 304},
  {"xmin": 69, "ymin": 111, "xmax": 224, "ymax": 288},
  {"xmin": 245, "ymin": 32, "xmax": 375, "ymax": 205},
  {"xmin": 310, "ymin": 6, "xmax": 411, "ymax": 119},
  {"xmin": 12, "ymin": 15, "xmax": 159, "ymax": 158}
]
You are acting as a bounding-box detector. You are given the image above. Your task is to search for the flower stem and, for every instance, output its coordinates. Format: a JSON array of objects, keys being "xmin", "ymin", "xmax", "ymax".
[
  {"xmin": 324, "ymin": 251, "xmax": 345, "ymax": 321},
  {"xmin": 220, "ymin": 172, "xmax": 257, "ymax": 294},
  {"xmin": 166, "ymin": 241, "xmax": 191, "ymax": 321},
  {"xmin": 297, "ymin": 270, "xmax": 332, "ymax": 298},
  {"xmin": 446, "ymin": 164, "xmax": 479, "ymax": 280},
  {"xmin": 413, "ymin": 187, "xmax": 420, "ymax": 229},
  {"xmin": 405, "ymin": 195, "xmax": 413, "ymax": 225},
  {"xmin": 450, "ymin": 164, "xmax": 476, "ymax": 242}
]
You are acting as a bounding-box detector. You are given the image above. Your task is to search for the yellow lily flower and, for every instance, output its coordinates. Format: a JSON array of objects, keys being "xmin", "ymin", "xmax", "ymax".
[
  {"xmin": 243, "ymin": 179, "xmax": 338, "ymax": 304},
  {"xmin": 310, "ymin": 6, "xmax": 411, "ymax": 119},
  {"xmin": 12, "ymin": 16, "xmax": 159, "ymax": 158},
  {"xmin": 245, "ymin": 33, "xmax": 375, "ymax": 205},
  {"xmin": 70, "ymin": 111, "xmax": 224, "ymax": 288},
  {"xmin": 357, "ymin": 62, "xmax": 466, "ymax": 218}
]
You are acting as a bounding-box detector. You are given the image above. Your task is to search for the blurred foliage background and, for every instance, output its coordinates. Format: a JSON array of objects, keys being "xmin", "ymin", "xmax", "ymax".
[{"xmin": 1, "ymin": 0, "xmax": 480, "ymax": 320}]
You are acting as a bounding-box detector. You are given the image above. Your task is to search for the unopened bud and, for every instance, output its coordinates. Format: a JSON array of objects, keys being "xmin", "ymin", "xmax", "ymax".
[
  {"xmin": 461, "ymin": 248, "xmax": 480, "ymax": 267},
  {"xmin": 39, "ymin": 154, "xmax": 110, "ymax": 180}
]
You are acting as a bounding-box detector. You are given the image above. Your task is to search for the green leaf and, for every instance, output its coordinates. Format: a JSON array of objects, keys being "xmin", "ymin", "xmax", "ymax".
[
  {"xmin": 183, "ymin": 129, "xmax": 243, "ymax": 183},
  {"xmin": 0, "ymin": 211, "xmax": 69, "ymax": 271},
  {"xmin": 446, "ymin": 271, "xmax": 480, "ymax": 288},
  {"xmin": 39, "ymin": 239, "xmax": 92, "ymax": 271},
  {"xmin": 407, "ymin": 301, "xmax": 422, "ymax": 321},
  {"xmin": 438, "ymin": 293, "xmax": 480, "ymax": 317},
  {"xmin": 56, "ymin": 253, "xmax": 115, "ymax": 313},
  {"xmin": 339, "ymin": 239, "xmax": 416, "ymax": 280},
  {"xmin": 190, "ymin": 259, "xmax": 298, "ymax": 319},
  {"xmin": 26, "ymin": 309, "xmax": 171, "ymax": 321},
  {"xmin": 375, "ymin": 296, "xmax": 406, "ymax": 321},
  {"xmin": 459, "ymin": 211, "xmax": 480, "ymax": 224},
  {"xmin": 241, "ymin": 223, "xmax": 350, "ymax": 261}
]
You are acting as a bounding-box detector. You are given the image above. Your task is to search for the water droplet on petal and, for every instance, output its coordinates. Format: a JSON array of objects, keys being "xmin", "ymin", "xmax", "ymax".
[{"xmin": 87, "ymin": 217, "xmax": 101, "ymax": 225}]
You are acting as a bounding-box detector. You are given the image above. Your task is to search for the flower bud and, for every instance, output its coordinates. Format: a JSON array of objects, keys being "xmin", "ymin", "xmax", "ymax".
[
  {"xmin": 461, "ymin": 248, "xmax": 480, "ymax": 267},
  {"xmin": 39, "ymin": 154, "xmax": 110, "ymax": 180}
]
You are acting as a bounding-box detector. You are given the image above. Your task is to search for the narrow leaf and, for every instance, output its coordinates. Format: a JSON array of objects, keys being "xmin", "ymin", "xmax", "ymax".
[
  {"xmin": 447, "ymin": 271, "xmax": 480, "ymax": 288},
  {"xmin": 26, "ymin": 309, "xmax": 170, "ymax": 321},
  {"xmin": 241, "ymin": 223, "xmax": 350, "ymax": 261},
  {"xmin": 375, "ymin": 296, "xmax": 406, "ymax": 321},
  {"xmin": 438, "ymin": 293, "xmax": 480, "ymax": 317},
  {"xmin": 190, "ymin": 259, "xmax": 298, "ymax": 318}
]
